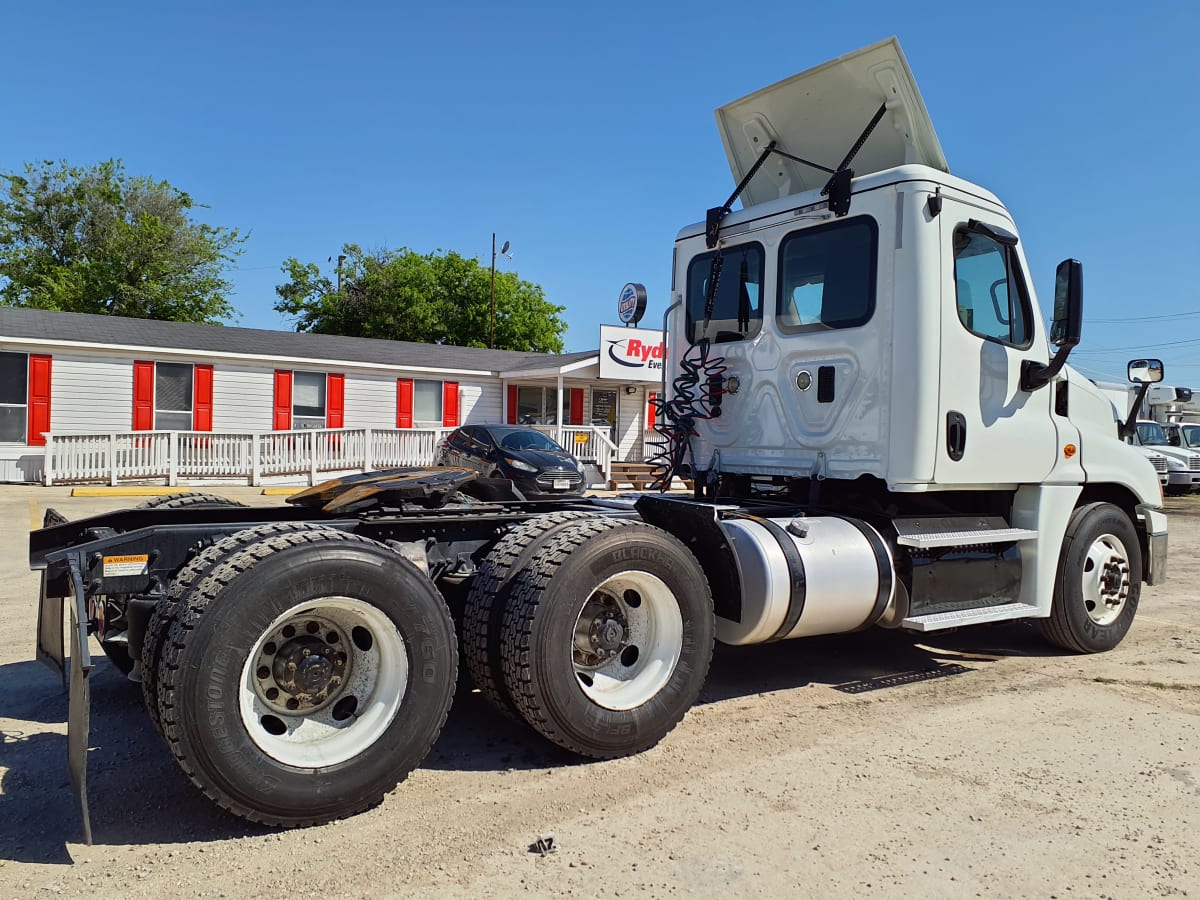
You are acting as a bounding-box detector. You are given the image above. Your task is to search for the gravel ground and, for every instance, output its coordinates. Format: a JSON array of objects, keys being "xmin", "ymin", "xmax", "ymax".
[{"xmin": 0, "ymin": 486, "xmax": 1196, "ymax": 898}]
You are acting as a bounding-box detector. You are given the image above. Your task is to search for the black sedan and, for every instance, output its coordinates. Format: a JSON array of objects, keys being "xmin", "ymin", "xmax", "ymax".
[{"xmin": 434, "ymin": 425, "xmax": 588, "ymax": 498}]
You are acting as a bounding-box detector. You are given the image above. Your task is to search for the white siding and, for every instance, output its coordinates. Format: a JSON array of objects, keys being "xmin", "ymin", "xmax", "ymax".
[
  {"xmin": 52, "ymin": 351, "xmax": 136, "ymax": 433},
  {"xmin": 462, "ymin": 379, "xmax": 499, "ymax": 423},
  {"xmin": 615, "ymin": 387, "xmax": 646, "ymax": 461},
  {"xmin": 344, "ymin": 372, "xmax": 398, "ymax": 428},
  {"xmin": 212, "ymin": 364, "xmax": 275, "ymax": 432}
]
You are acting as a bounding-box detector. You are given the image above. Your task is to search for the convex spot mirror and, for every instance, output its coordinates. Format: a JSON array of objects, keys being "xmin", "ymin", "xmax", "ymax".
[
  {"xmin": 1128, "ymin": 358, "xmax": 1164, "ymax": 384},
  {"xmin": 1049, "ymin": 259, "xmax": 1082, "ymax": 348}
]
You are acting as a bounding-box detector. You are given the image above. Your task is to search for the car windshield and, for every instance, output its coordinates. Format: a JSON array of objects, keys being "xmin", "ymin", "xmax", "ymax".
[
  {"xmin": 497, "ymin": 430, "xmax": 564, "ymax": 452},
  {"xmin": 1136, "ymin": 422, "xmax": 1168, "ymax": 446}
]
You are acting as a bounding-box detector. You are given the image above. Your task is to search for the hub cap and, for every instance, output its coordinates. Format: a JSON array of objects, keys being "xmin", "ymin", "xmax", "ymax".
[
  {"xmin": 239, "ymin": 597, "xmax": 408, "ymax": 767},
  {"xmin": 1081, "ymin": 532, "xmax": 1131, "ymax": 626},
  {"xmin": 570, "ymin": 572, "xmax": 683, "ymax": 711}
]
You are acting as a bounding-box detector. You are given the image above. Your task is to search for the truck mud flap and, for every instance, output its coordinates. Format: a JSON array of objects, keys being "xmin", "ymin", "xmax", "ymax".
[
  {"xmin": 39, "ymin": 557, "xmax": 95, "ymax": 844},
  {"xmin": 36, "ymin": 570, "xmax": 65, "ymax": 684}
]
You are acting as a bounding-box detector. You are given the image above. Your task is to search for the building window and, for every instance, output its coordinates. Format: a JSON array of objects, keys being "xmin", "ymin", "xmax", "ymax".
[
  {"xmin": 517, "ymin": 386, "xmax": 556, "ymax": 424},
  {"xmin": 292, "ymin": 371, "xmax": 327, "ymax": 430},
  {"xmin": 0, "ymin": 352, "xmax": 28, "ymax": 443},
  {"xmin": 155, "ymin": 362, "xmax": 194, "ymax": 430},
  {"xmin": 413, "ymin": 379, "xmax": 443, "ymax": 425}
]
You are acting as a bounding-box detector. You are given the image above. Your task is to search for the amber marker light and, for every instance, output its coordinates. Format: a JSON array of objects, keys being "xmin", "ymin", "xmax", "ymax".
[{"xmin": 1063, "ymin": 444, "xmax": 1077, "ymax": 459}]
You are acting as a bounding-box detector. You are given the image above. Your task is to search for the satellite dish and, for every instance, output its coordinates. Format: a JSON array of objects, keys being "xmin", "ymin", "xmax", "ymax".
[{"xmin": 499, "ymin": 241, "xmax": 511, "ymax": 255}]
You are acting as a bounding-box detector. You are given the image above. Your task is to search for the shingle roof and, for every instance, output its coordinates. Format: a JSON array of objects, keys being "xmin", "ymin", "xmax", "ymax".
[{"xmin": 0, "ymin": 307, "xmax": 596, "ymax": 375}]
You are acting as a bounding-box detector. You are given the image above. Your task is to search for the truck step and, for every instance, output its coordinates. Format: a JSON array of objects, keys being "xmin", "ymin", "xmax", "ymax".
[
  {"xmin": 896, "ymin": 525, "xmax": 1038, "ymax": 549},
  {"xmin": 900, "ymin": 602, "xmax": 1038, "ymax": 632}
]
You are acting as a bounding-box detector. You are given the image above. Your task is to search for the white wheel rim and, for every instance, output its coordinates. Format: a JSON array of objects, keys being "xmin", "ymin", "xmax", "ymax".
[
  {"xmin": 571, "ymin": 571, "xmax": 683, "ymax": 711},
  {"xmin": 238, "ymin": 597, "xmax": 408, "ymax": 768},
  {"xmin": 1081, "ymin": 532, "xmax": 1131, "ymax": 626}
]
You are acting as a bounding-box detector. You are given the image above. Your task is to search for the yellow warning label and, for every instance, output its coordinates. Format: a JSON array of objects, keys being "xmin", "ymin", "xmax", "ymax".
[{"xmin": 103, "ymin": 554, "xmax": 149, "ymax": 577}]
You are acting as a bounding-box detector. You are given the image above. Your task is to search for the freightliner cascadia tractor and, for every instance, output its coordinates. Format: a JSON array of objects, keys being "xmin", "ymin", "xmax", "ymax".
[{"xmin": 31, "ymin": 38, "xmax": 1166, "ymax": 841}]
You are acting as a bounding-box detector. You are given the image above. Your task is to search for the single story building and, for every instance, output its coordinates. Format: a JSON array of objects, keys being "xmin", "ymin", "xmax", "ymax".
[{"xmin": 0, "ymin": 307, "xmax": 665, "ymax": 485}]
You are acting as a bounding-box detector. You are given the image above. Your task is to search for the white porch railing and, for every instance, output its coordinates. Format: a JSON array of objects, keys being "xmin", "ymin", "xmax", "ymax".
[
  {"xmin": 43, "ymin": 427, "xmax": 455, "ymax": 487},
  {"xmin": 530, "ymin": 425, "xmax": 617, "ymax": 476}
]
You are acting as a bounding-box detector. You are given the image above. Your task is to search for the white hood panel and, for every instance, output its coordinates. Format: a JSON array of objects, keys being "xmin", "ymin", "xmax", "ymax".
[{"xmin": 714, "ymin": 37, "xmax": 948, "ymax": 208}]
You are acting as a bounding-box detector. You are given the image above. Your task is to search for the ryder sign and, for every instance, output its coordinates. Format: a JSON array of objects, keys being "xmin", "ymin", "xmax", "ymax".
[{"xmin": 599, "ymin": 324, "xmax": 666, "ymax": 380}]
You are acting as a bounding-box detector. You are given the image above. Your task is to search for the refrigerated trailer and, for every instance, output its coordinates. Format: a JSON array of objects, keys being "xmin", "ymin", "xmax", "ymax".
[{"xmin": 32, "ymin": 38, "xmax": 1167, "ymax": 840}]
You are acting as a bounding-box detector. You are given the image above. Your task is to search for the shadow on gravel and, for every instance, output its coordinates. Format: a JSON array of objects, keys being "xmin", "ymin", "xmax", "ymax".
[
  {"xmin": 0, "ymin": 658, "xmax": 267, "ymax": 865},
  {"xmin": 0, "ymin": 619, "xmax": 1068, "ymax": 859}
]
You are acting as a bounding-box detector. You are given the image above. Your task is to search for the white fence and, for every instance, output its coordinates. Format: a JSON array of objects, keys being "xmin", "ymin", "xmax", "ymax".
[
  {"xmin": 42, "ymin": 425, "xmax": 624, "ymax": 487},
  {"xmin": 44, "ymin": 427, "xmax": 455, "ymax": 487}
]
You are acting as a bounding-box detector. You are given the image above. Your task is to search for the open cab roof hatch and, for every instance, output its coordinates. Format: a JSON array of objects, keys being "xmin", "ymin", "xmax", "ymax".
[{"xmin": 713, "ymin": 37, "xmax": 948, "ymax": 212}]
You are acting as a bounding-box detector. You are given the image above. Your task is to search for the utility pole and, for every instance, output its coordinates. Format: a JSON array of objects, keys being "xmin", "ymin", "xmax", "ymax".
[
  {"xmin": 490, "ymin": 233, "xmax": 496, "ymax": 349},
  {"xmin": 336, "ymin": 254, "xmax": 346, "ymax": 294},
  {"xmin": 489, "ymin": 235, "xmax": 510, "ymax": 349}
]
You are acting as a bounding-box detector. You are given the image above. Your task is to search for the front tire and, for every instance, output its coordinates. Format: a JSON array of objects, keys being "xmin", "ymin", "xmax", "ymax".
[
  {"xmin": 158, "ymin": 529, "xmax": 456, "ymax": 826},
  {"xmin": 500, "ymin": 520, "xmax": 714, "ymax": 759},
  {"xmin": 1039, "ymin": 502, "xmax": 1141, "ymax": 653}
]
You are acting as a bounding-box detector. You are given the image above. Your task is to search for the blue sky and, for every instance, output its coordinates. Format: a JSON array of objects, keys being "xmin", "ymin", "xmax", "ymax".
[{"xmin": 4, "ymin": 1, "xmax": 1197, "ymax": 387}]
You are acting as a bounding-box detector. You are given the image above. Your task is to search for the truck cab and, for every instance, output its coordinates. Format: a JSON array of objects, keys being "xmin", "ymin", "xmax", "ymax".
[{"xmin": 656, "ymin": 37, "xmax": 1165, "ymax": 640}]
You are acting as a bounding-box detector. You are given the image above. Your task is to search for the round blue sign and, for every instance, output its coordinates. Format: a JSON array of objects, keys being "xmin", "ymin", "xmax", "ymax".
[{"xmin": 617, "ymin": 283, "xmax": 647, "ymax": 325}]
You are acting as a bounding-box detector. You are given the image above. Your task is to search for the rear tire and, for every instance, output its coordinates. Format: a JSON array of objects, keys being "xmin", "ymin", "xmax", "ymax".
[
  {"xmin": 157, "ymin": 529, "xmax": 456, "ymax": 826},
  {"xmin": 1039, "ymin": 502, "xmax": 1141, "ymax": 653},
  {"xmin": 137, "ymin": 492, "xmax": 248, "ymax": 510},
  {"xmin": 500, "ymin": 520, "xmax": 714, "ymax": 759},
  {"xmin": 462, "ymin": 512, "xmax": 625, "ymax": 719}
]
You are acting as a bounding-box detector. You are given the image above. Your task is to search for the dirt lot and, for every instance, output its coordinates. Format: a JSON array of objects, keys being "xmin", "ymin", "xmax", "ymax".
[{"xmin": 0, "ymin": 485, "xmax": 1196, "ymax": 899}]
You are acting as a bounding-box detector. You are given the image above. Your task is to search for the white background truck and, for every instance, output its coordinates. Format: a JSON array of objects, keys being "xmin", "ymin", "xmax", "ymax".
[{"xmin": 32, "ymin": 38, "xmax": 1167, "ymax": 840}]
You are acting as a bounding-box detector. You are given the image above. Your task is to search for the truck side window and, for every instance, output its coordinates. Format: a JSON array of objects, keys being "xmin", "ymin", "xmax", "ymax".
[
  {"xmin": 685, "ymin": 243, "xmax": 764, "ymax": 344},
  {"xmin": 776, "ymin": 217, "xmax": 877, "ymax": 334},
  {"xmin": 952, "ymin": 228, "xmax": 1032, "ymax": 346}
]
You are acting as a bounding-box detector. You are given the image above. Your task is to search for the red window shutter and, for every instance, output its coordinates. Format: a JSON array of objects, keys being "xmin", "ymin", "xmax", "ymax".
[
  {"xmin": 442, "ymin": 381, "xmax": 459, "ymax": 427},
  {"xmin": 506, "ymin": 384, "xmax": 518, "ymax": 424},
  {"xmin": 273, "ymin": 370, "xmax": 293, "ymax": 430},
  {"xmin": 193, "ymin": 365, "xmax": 214, "ymax": 432},
  {"xmin": 569, "ymin": 388, "xmax": 584, "ymax": 426},
  {"xmin": 132, "ymin": 360, "xmax": 155, "ymax": 431},
  {"xmin": 27, "ymin": 354, "xmax": 52, "ymax": 446},
  {"xmin": 396, "ymin": 378, "xmax": 413, "ymax": 428},
  {"xmin": 647, "ymin": 391, "xmax": 658, "ymax": 430},
  {"xmin": 327, "ymin": 373, "xmax": 345, "ymax": 428}
]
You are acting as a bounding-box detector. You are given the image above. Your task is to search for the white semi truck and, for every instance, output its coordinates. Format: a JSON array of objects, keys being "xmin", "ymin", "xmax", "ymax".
[{"xmin": 32, "ymin": 38, "xmax": 1166, "ymax": 840}]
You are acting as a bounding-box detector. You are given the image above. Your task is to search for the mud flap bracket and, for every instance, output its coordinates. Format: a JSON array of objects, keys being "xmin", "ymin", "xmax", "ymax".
[{"xmin": 65, "ymin": 556, "xmax": 95, "ymax": 845}]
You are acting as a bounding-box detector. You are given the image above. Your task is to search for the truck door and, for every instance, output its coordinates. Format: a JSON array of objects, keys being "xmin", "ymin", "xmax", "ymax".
[{"xmin": 934, "ymin": 207, "xmax": 1058, "ymax": 484}]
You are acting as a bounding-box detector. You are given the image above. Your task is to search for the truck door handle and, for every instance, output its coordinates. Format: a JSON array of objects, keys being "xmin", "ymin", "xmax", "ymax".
[{"xmin": 946, "ymin": 411, "xmax": 967, "ymax": 461}]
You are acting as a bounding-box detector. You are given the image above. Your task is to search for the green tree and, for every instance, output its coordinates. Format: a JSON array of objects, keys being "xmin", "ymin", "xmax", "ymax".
[
  {"xmin": 275, "ymin": 244, "xmax": 566, "ymax": 352},
  {"xmin": 0, "ymin": 159, "xmax": 246, "ymax": 323}
]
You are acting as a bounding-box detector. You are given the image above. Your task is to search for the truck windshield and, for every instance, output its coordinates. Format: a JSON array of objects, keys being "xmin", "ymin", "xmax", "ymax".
[
  {"xmin": 1136, "ymin": 422, "xmax": 1168, "ymax": 446},
  {"xmin": 1182, "ymin": 425, "xmax": 1200, "ymax": 448}
]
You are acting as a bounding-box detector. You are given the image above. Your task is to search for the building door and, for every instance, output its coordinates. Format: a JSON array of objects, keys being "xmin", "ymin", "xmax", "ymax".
[{"xmin": 592, "ymin": 388, "xmax": 618, "ymax": 448}]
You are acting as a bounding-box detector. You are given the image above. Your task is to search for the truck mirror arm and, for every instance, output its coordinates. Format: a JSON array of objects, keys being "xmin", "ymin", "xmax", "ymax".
[
  {"xmin": 1120, "ymin": 382, "xmax": 1153, "ymax": 441},
  {"xmin": 1020, "ymin": 341, "xmax": 1077, "ymax": 393}
]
